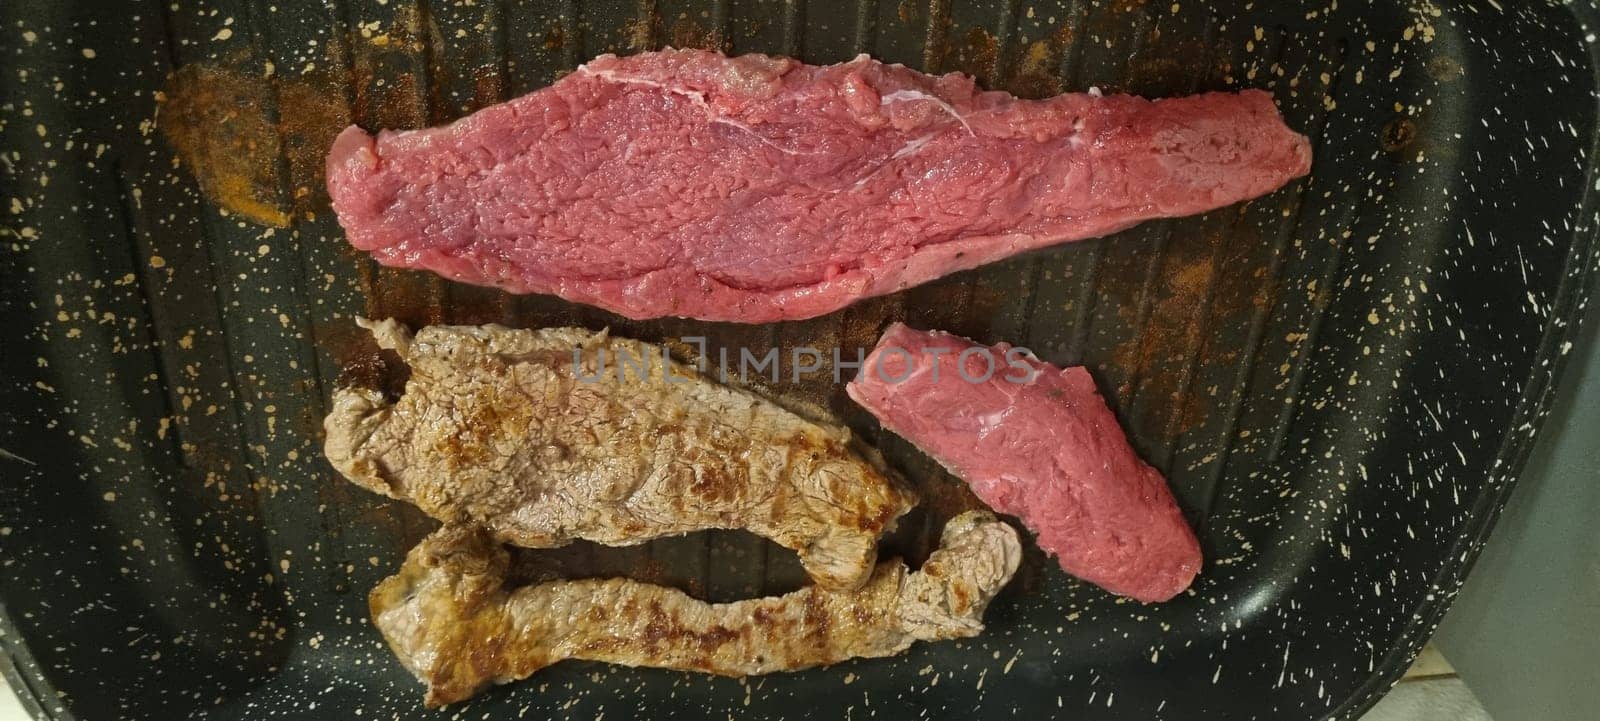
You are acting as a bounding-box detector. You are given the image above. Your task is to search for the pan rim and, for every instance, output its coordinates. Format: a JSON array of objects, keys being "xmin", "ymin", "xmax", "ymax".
[{"xmin": 1323, "ymin": 6, "xmax": 1600, "ymax": 718}]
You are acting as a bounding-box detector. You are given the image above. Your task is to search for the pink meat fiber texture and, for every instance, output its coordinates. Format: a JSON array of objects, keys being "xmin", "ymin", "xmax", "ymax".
[
  {"xmin": 847, "ymin": 323, "xmax": 1203, "ymax": 602},
  {"xmin": 327, "ymin": 50, "xmax": 1311, "ymax": 322}
]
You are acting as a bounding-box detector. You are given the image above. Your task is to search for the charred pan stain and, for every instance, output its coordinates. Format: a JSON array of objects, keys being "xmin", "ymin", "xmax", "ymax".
[
  {"xmin": 623, "ymin": 17, "xmax": 655, "ymax": 53},
  {"xmin": 368, "ymin": 267, "xmax": 447, "ymax": 328},
  {"xmin": 277, "ymin": 75, "xmax": 352, "ymax": 210},
  {"xmin": 158, "ymin": 64, "xmax": 293, "ymax": 228},
  {"xmin": 1426, "ymin": 55, "xmax": 1464, "ymax": 82},
  {"xmin": 1125, "ymin": 38, "xmax": 1227, "ymax": 92},
  {"xmin": 1103, "ymin": 225, "xmax": 1229, "ymax": 431},
  {"xmin": 322, "ymin": 321, "xmax": 410, "ymax": 401},
  {"xmin": 471, "ymin": 65, "xmax": 505, "ymax": 109},
  {"xmin": 668, "ymin": 18, "xmax": 727, "ymax": 52},
  {"xmin": 896, "ymin": 0, "xmax": 921, "ymax": 25},
  {"xmin": 911, "ymin": 474, "xmax": 987, "ymax": 521},
  {"xmin": 158, "ymin": 57, "xmax": 350, "ymax": 228},
  {"xmin": 542, "ymin": 22, "xmax": 568, "ymax": 51},
  {"xmin": 1382, "ymin": 116, "xmax": 1419, "ymax": 152},
  {"xmin": 1007, "ymin": 24, "xmax": 1076, "ymax": 99},
  {"xmin": 944, "ymin": 27, "xmax": 1000, "ymax": 85},
  {"xmin": 352, "ymin": 63, "xmax": 427, "ymax": 132},
  {"xmin": 158, "ymin": 1, "xmax": 453, "ymax": 231}
]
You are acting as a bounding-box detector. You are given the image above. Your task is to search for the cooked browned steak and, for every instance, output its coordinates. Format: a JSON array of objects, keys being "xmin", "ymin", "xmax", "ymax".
[
  {"xmin": 371, "ymin": 511, "xmax": 1021, "ymax": 706},
  {"xmin": 323, "ymin": 319, "xmax": 916, "ymax": 591}
]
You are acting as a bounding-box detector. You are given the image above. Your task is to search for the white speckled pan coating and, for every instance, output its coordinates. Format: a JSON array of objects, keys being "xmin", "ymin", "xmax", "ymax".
[{"xmin": 0, "ymin": 1, "xmax": 1596, "ymax": 720}]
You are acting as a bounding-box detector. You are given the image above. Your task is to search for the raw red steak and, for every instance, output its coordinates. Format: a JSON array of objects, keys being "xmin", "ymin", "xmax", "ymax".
[
  {"xmin": 846, "ymin": 323, "xmax": 1202, "ymax": 602},
  {"xmin": 327, "ymin": 49, "xmax": 1311, "ymax": 322}
]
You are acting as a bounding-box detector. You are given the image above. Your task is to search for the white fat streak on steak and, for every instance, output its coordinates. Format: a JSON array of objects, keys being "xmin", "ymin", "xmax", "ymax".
[{"xmin": 326, "ymin": 49, "xmax": 1312, "ymax": 322}]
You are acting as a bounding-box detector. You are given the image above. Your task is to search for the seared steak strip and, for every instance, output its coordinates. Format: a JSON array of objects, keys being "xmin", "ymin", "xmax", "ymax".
[
  {"xmin": 371, "ymin": 511, "xmax": 1021, "ymax": 706},
  {"xmin": 324, "ymin": 319, "xmax": 916, "ymax": 591}
]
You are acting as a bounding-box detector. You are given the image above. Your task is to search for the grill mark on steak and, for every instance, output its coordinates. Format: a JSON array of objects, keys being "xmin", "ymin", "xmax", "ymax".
[
  {"xmin": 369, "ymin": 511, "xmax": 1020, "ymax": 707},
  {"xmin": 323, "ymin": 319, "xmax": 917, "ymax": 591},
  {"xmin": 327, "ymin": 49, "xmax": 1312, "ymax": 322}
]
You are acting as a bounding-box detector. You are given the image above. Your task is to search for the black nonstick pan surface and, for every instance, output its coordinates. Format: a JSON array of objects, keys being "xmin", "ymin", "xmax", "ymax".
[{"xmin": 2, "ymin": 1, "xmax": 1597, "ymax": 719}]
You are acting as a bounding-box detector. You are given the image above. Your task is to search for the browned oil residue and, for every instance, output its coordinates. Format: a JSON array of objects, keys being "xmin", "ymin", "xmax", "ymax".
[
  {"xmin": 348, "ymin": 2, "xmax": 444, "ymax": 130},
  {"xmin": 1005, "ymin": 24, "xmax": 1075, "ymax": 99},
  {"xmin": 962, "ymin": 282, "xmax": 1008, "ymax": 338},
  {"xmin": 877, "ymin": 470, "xmax": 986, "ymax": 569},
  {"xmin": 767, "ymin": 317, "xmax": 846, "ymax": 414},
  {"xmin": 370, "ymin": 267, "xmax": 446, "ymax": 330},
  {"xmin": 943, "ymin": 26, "xmax": 999, "ymax": 85},
  {"xmin": 914, "ymin": 474, "xmax": 987, "ymax": 520},
  {"xmin": 471, "ymin": 66, "xmax": 506, "ymax": 111},
  {"xmin": 669, "ymin": 19, "xmax": 726, "ymax": 52},
  {"xmin": 1122, "ymin": 253, "xmax": 1217, "ymax": 400},
  {"xmin": 160, "ymin": 5, "xmax": 450, "ymax": 227},
  {"xmin": 1102, "ymin": 217, "xmax": 1250, "ymax": 444},
  {"xmin": 624, "ymin": 16, "xmax": 656, "ymax": 52},
  {"xmin": 367, "ymin": 1, "xmax": 437, "ymax": 56},
  {"xmin": 1426, "ymin": 55, "xmax": 1464, "ymax": 82},
  {"xmin": 322, "ymin": 468, "xmax": 436, "ymax": 552},
  {"xmin": 1382, "ymin": 116, "xmax": 1418, "ymax": 152},
  {"xmin": 899, "ymin": 273, "xmax": 978, "ymax": 344},
  {"xmin": 278, "ymin": 73, "xmax": 353, "ymax": 212},
  {"xmin": 1082, "ymin": 0, "xmax": 1148, "ymax": 46},
  {"xmin": 319, "ymin": 318, "xmax": 411, "ymax": 400},
  {"xmin": 351, "ymin": 61, "xmax": 428, "ymax": 133},
  {"xmin": 444, "ymin": 283, "xmax": 514, "ymax": 326},
  {"xmin": 160, "ymin": 59, "xmax": 350, "ymax": 227},
  {"xmin": 158, "ymin": 65, "xmax": 292, "ymax": 228},
  {"xmin": 897, "ymin": 0, "xmax": 921, "ymax": 25},
  {"xmin": 542, "ymin": 22, "xmax": 567, "ymax": 51},
  {"xmin": 1125, "ymin": 38, "xmax": 1225, "ymax": 94}
]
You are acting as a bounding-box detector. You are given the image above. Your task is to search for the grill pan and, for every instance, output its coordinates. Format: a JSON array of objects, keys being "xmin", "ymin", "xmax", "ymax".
[{"xmin": 2, "ymin": 1, "xmax": 1598, "ymax": 719}]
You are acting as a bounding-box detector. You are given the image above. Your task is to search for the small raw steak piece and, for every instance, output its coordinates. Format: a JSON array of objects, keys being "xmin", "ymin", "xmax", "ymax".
[
  {"xmin": 371, "ymin": 511, "xmax": 1021, "ymax": 707},
  {"xmin": 324, "ymin": 319, "xmax": 916, "ymax": 592},
  {"xmin": 327, "ymin": 49, "xmax": 1311, "ymax": 322},
  {"xmin": 846, "ymin": 323, "xmax": 1201, "ymax": 602}
]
